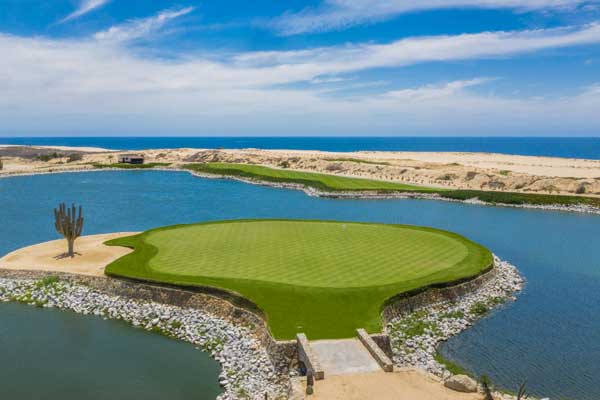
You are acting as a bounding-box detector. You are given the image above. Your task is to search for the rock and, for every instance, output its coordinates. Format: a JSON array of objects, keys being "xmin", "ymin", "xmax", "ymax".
[{"xmin": 444, "ymin": 375, "xmax": 478, "ymax": 393}]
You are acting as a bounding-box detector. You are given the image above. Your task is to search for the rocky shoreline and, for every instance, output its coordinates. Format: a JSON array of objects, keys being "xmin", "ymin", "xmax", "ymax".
[
  {"xmin": 386, "ymin": 256, "xmax": 524, "ymax": 380},
  {"xmin": 0, "ymin": 277, "xmax": 289, "ymax": 400},
  {"xmin": 187, "ymin": 170, "xmax": 600, "ymax": 215},
  {"xmin": 0, "ymin": 254, "xmax": 525, "ymax": 399}
]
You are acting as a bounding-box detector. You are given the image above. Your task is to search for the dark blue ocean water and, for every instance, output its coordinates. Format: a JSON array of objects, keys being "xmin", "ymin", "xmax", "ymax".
[
  {"xmin": 1, "ymin": 136, "xmax": 600, "ymax": 159},
  {"xmin": 1, "ymin": 171, "xmax": 599, "ymax": 400}
]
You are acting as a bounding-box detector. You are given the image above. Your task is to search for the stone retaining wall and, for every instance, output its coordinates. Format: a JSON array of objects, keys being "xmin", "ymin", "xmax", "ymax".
[
  {"xmin": 0, "ymin": 269, "xmax": 294, "ymax": 371},
  {"xmin": 381, "ymin": 264, "xmax": 497, "ymax": 323},
  {"xmin": 296, "ymin": 333, "xmax": 325, "ymax": 380},
  {"xmin": 1, "ymin": 263, "xmax": 497, "ymax": 376},
  {"xmin": 357, "ymin": 329, "xmax": 394, "ymax": 372}
]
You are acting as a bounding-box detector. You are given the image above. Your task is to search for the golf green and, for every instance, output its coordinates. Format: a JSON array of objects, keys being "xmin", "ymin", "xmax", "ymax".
[{"xmin": 105, "ymin": 219, "xmax": 492, "ymax": 339}]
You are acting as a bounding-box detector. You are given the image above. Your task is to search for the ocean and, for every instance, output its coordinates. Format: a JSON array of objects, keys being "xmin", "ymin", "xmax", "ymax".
[{"xmin": 1, "ymin": 136, "xmax": 600, "ymax": 159}]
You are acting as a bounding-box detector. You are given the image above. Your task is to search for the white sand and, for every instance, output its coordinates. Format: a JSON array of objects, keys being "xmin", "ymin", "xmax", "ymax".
[
  {"xmin": 3, "ymin": 146, "xmax": 600, "ymax": 196},
  {"xmin": 0, "ymin": 232, "xmax": 138, "ymax": 276}
]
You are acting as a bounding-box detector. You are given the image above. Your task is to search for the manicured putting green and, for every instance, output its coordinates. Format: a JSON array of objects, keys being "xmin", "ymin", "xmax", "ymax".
[{"xmin": 106, "ymin": 219, "xmax": 492, "ymax": 339}]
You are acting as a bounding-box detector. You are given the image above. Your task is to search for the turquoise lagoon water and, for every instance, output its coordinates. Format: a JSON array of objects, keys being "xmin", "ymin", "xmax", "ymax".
[
  {"xmin": 1, "ymin": 170, "xmax": 599, "ymax": 399},
  {"xmin": 0, "ymin": 302, "xmax": 222, "ymax": 399}
]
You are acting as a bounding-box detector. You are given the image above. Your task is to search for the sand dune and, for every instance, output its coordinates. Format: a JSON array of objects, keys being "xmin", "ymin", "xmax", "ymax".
[{"xmin": 2, "ymin": 146, "xmax": 600, "ymax": 196}]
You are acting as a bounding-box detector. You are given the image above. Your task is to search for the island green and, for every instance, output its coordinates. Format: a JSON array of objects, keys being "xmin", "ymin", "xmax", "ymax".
[{"xmin": 105, "ymin": 219, "xmax": 492, "ymax": 339}]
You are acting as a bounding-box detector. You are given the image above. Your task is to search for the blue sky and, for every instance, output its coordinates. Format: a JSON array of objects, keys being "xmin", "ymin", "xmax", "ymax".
[{"xmin": 1, "ymin": 0, "xmax": 600, "ymax": 136}]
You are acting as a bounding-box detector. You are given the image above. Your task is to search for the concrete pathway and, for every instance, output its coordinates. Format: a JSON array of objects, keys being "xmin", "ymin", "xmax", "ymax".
[{"xmin": 310, "ymin": 339, "xmax": 381, "ymax": 376}]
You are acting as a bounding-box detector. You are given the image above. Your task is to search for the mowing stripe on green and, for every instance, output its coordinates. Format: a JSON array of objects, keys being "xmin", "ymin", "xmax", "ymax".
[{"xmin": 105, "ymin": 219, "xmax": 492, "ymax": 339}]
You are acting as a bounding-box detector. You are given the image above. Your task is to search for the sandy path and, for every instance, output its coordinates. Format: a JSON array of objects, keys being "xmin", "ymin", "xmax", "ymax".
[
  {"xmin": 0, "ymin": 232, "xmax": 138, "ymax": 276},
  {"xmin": 298, "ymin": 370, "xmax": 483, "ymax": 400}
]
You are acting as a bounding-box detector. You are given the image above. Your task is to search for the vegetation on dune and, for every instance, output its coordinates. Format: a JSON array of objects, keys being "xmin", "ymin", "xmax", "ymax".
[
  {"xmin": 326, "ymin": 157, "xmax": 391, "ymax": 166},
  {"xmin": 182, "ymin": 162, "xmax": 600, "ymax": 208},
  {"xmin": 105, "ymin": 219, "xmax": 492, "ymax": 339},
  {"xmin": 440, "ymin": 189, "xmax": 600, "ymax": 208},
  {"xmin": 182, "ymin": 162, "xmax": 438, "ymax": 193},
  {"xmin": 36, "ymin": 152, "xmax": 64, "ymax": 162},
  {"xmin": 92, "ymin": 162, "xmax": 171, "ymax": 169},
  {"xmin": 67, "ymin": 153, "xmax": 83, "ymax": 163}
]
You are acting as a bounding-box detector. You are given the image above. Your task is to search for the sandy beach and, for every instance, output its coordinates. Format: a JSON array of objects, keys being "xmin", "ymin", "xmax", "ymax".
[
  {"xmin": 0, "ymin": 232, "xmax": 137, "ymax": 276},
  {"xmin": 1, "ymin": 145, "xmax": 600, "ymax": 197}
]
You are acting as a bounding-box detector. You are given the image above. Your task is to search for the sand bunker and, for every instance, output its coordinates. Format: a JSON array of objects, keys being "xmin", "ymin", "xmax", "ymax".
[{"xmin": 0, "ymin": 232, "xmax": 137, "ymax": 276}]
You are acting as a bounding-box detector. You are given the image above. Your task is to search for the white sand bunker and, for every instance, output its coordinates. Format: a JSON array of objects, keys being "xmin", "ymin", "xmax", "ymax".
[{"xmin": 0, "ymin": 232, "xmax": 137, "ymax": 276}]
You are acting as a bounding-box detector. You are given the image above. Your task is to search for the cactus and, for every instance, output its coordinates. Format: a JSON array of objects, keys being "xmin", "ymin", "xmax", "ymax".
[{"xmin": 53, "ymin": 203, "xmax": 84, "ymax": 257}]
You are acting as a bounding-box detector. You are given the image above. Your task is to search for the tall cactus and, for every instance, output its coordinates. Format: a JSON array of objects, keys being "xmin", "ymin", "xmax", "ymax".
[{"xmin": 53, "ymin": 203, "xmax": 84, "ymax": 257}]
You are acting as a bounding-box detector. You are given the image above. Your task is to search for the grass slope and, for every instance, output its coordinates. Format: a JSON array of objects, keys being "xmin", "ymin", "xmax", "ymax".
[
  {"xmin": 105, "ymin": 219, "xmax": 492, "ymax": 340},
  {"xmin": 182, "ymin": 162, "xmax": 600, "ymax": 208},
  {"xmin": 183, "ymin": 163, "xmax": 438, "ymax": 193}
]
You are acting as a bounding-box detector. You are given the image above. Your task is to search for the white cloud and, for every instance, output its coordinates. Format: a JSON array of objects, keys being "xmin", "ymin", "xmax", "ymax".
[
  {"xmin": 1, "ymin": 23, "xmax": 600, "ymax": 135},
  {"xmin": 384, "ymin": 78, "xmax": 494, "ymax": 100},
  {"xmin": 94, "ymin": 7, "xmax": 195, "ymax": 43},
  {"xmin": 271, "ymin": 0, "xmax": 596, "ymax": 35},
  {"xmin": 232, "ymin": 23, "xmax": 600, "ymax": 81},
  {"xmin": 60, "ymin": 0, "xmax": 111, "ymax": 24}
]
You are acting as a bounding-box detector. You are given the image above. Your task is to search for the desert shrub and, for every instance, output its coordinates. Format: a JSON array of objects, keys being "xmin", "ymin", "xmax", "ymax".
[
  {"xmin": 481, "ymin": 375, "xmax": 494, "ymax": 400},
  {"xmin": 487, "ymin": 181, "xmax": 506, "ymax": 189},
  {"xmin": 37, "ymin": 152, "xmax": 63, "ymax": 161},
  {"xmin": 470, "ymin": 302, "xmax": 489, "ymax": 316},
  {"xmin": 438, "ymin": 173, "xmax": 458, "ymax": 181},
  {"xmin": 325, "ymin": 163, "xmax": 344, "ymax": 172},
  {"xmin": 465, "ymin": 171, "xmax": 477, "ymax": 181},
  {"xmin": 67, "ymin": 153, "xmax": 83, "ymax": 163},
  {"xmin": 575, "ymin": 183, "xmax": 587, "ymax": 194}
]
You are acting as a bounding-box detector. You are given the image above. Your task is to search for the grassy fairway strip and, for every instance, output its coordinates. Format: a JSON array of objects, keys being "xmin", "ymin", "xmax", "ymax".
[
  {"xmin": 183, "ymin": 162, "xmax": 600, "ymax": 208},
  {"xmin": 182, "ymin": 162, "xmax": 438, "ymax": 193},
  {"xmin": 105, "ymin": 219, "xmax": 492, "ymax": 340}
]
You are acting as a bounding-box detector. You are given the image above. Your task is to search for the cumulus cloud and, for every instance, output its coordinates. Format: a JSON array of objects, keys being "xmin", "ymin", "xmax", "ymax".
[
  {"xmin": 94, "ymin": 7, "xmax": 195, "ymax": 43},
  {"xmin": 270, "ymin": 0, "xmax": 596, "ymax": 35},
  {"xmin": 60, "ymin": 0, "xmax": 111, "ymax": 24}
]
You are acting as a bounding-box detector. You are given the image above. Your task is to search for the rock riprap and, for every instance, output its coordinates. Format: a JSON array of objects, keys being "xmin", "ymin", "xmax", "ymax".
[{"xmin": 387, "ymin": 256, "xmax": 524, "ymax": 379}]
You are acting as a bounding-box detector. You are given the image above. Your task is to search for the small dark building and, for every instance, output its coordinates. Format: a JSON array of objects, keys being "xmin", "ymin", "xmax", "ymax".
[{"xmin": 118, "ymin": 154, "xmax": 145, "ymax": 164}]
